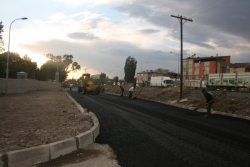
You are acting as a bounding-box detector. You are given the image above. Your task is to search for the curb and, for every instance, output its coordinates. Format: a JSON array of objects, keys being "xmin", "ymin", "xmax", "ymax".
[
  {"xmin": 105, "ymin": 92, "xmax": 250, "ymax": 121},
  {"xmin": 0, "ymin": 92, "xmax": 100, "ymax": 167}
]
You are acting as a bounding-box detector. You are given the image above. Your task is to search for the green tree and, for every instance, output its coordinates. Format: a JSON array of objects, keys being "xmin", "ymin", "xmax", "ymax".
[
  {"xmin": 39, "ymin": 53, "xmax": 81, "ymax": 82},
  {"xmin": 0, "ymin": 22, "xmax": 4, "ymax": 52},
  {"xmin": 0, "ymin": 52, "xmax": 37, "ymax": 78},
  {"xmin": 124, "ymin": 56, "xmax": 137, "ymax": 83},
  {"xmin": 113, "ymin": 76, "xmax": 118, "ymax": 86},
  {"xmin": 99, "ymin": 72, "xmax": 107, "ymax": 85}
]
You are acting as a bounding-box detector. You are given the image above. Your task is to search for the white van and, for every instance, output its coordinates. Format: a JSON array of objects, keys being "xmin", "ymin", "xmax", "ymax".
[{"xmin": 150, "ymin": 76, "xmax": 174, "ymax": 87}]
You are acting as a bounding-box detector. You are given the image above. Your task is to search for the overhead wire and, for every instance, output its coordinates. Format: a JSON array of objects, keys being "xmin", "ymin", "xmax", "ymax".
[{"xmin": 169, "ymin": 0, "xmax": 234, "ymax": 56}]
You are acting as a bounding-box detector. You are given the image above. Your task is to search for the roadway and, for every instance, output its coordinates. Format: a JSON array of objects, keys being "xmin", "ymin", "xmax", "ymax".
[{"xmin": 67, "ymin": 90, "xmax": 250, "ymax": 167}]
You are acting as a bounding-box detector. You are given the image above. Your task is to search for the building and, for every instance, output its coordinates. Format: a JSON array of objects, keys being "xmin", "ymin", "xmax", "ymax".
[
  {"xmin": 230, "ymin": 63, "xmax": 250, "ymax": 73},
  {"xmin": 183, "ymin": 55, "xmax": 231, "ymax": 80},
  {"xmin": 91, "ymin": 74, "xmax": 100, "ymax": 79},
  {"xmin": 136, "ymin": 68, "xmax": 178, "ymax": 86},
  {"xmin": 17, "ymin": 72, "xmax": 28, "ymax": 79}
]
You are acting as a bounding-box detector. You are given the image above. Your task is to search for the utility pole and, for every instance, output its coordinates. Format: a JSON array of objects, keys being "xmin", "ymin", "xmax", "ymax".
[
  {"xmin": 171, "ymin": 15, "xmax": 193, "ymax": 100},
  {"xmin": 84, "ymin": 68, "xmax": 89, "ymax": 73}
]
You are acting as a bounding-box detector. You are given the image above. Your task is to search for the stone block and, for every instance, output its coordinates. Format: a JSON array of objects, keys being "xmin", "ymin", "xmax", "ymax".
[
  {"xmin": 49, "ymin": 137, "xmax": 77, "ymax": 160},
  {"xmin": 180, "ymin": 98, "xmax": 188, "ymax": 103},
  {"xmin": 89, "ymin": 124, "xmax": 100, "ymax": 141},
  {"xmin": 75, "ymin": 130, "xmax": 93, "ymax": 149},
  {"xmin": 7, "ymin": 145, "xmax": 49, "ymax": 167}
]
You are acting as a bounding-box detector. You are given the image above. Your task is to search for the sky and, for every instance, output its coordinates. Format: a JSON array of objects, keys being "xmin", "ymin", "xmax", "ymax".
[{"xmin": 1, "ymin": 0, "xmax": 250, "ymax": 80}]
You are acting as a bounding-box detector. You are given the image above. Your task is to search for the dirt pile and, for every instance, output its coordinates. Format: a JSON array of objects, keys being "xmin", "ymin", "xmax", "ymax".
[
  {"xmin": 0, "ymin": 90, "xmax": 93, "ymax": 153},
  {"xmin": 104, "ymin": 85, "xmax": 250, "ymax": 117}
]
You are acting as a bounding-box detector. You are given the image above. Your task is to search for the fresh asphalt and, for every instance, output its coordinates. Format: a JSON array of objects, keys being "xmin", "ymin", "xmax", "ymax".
[{"xmin": 67, "ymin": 90, "xmax": 250, "ymax": 167}]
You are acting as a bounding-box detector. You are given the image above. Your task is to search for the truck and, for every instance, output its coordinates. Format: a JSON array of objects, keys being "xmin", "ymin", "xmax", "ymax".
[
  {"xmin": 206, "ymin": 72, "xmax": 250, "ymax": 91},
  {"xmin": 184, "ymin": 72, "xmax": 250, "ymax": 91},
  {"xmin": 78, "ymin": 73, "xmax": 100, "ymax": 95},
  {"xmin": 150, "ymin": 76, "xmax": 174, "ymax": 87}
]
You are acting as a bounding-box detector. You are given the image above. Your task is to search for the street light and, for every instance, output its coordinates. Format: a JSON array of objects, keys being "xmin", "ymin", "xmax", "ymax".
[
  {"xmin": 5, "ymin": 17, "xmax": 28, "ymax": 94},
  {"xmin": 138, "ymin": 62, "xmax": 148, "ymax": 73},
  {"xmin": 116, "ymin": 66, "xmax": 123, "ymax": 81},
  {"xmin": 170, "ymin": 51, "xmax": 179, "ymax": 77},
  {"xmin": 105, "ymin": 70, "xmax": 113, "ymax": 79}
]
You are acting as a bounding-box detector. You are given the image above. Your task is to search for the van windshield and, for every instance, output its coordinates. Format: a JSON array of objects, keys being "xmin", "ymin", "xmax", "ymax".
[{"xmin": 164, "ymin": 80, "xmax": 173, "ymax": 84}]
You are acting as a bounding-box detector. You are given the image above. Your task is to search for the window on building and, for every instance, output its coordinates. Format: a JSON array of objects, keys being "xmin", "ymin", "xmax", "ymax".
[
  {"xmin": 188, "ymin": 60, "xmax": 193, "ymax": 65},
  {"xmin": 195, "ymin": 75, "xmax": 199, "ymax": 79},
  {"xmin": 189, "ymin": 67, "xmax": 192, "ymax": 72},
  {"xmin": 183, "ymin": 61, "xmax": 186, "ymax": 65},
  {"xmin": 183, "ymin": 68, "xmax": 186, "ymax": 72},
  {"xmin": 195, "ymin": 67, "xmax": 199, "ymax": 71},
  {"xmin": 233, "ymin": 68, "xmax": 237, "ymax": 73},
  {"xmin": 188, "ymin": 75, "xmax": 192, "ymax": 79},
  {"xmin": 204, "ymin": 66, "xmax": 209, "ymax": 71}
]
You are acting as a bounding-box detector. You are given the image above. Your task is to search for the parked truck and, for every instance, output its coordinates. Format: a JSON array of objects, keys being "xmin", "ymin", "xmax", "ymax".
[
  {"xmin": 184, "ymin": 72, "xmax": 250, "ymax": 91},
  {"xmin": 150, "ymin": 76, "xmax": 174, "ymax": 87}
]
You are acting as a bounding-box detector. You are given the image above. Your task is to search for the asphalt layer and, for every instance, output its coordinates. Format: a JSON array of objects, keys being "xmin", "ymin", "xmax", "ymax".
[{"xmin": 67, "ymin": 91, "xmax": 250, "ymax": 167}]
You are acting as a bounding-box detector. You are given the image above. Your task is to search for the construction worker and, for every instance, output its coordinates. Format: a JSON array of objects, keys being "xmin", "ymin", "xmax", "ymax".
[
  {"xmin": 128, "ymin": 86, "xmax": 134, "ymax": 98},
  {"xmin": 202, "ymin": 88, "xmax": 214, "ymax": 117},
  {"xmin": 120, "ymin": 85, "xmax": 124, "ymax": 97}
]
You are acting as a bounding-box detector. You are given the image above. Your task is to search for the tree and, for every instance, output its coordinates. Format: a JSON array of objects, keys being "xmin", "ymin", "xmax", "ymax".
[
  {"xmin": 39, "ymin": 53, "xmax": 81, "ymax": 82},
  {"xmin": 99, "ymin": 73, "xmax": 107, "ymax": 85},
  {"xmin": 113, "ymin": 76, "xmax": 118, "ymax": 86},
  {"xmin": 124, "ymin": 56, "xmax": 137, "ymax": 83},
  {"xmin": 0, "ymin": 52, "xmax": 37, "ymax": 78},
  {"xmin": 0, "ymin": 22, "xmax": 4, "ymax": 52}
]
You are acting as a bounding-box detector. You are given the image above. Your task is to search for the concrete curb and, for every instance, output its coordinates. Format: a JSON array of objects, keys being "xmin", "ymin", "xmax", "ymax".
[
  {"xmin": 66, "ymin": 92, "xmax": 87, "ymax": 113},
  {"xmin": 7, "ymin": 145, "xmax": 49, "ymax": 167},
  {"xmin": 105, "ymin": 92, "xmax": 250, "ymax": 121},
  {"xmin": 49, "ymin": 137, "xmax": 77, "ymax": 160},
  {"xmin": 0, "ymin": 92, "xmax": 100, "ymax": 167}
]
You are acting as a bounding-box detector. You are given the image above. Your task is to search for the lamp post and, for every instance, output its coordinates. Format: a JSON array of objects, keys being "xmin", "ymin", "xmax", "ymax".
[
  {"xmin": 170, "ymin": 51, "xmax": 179, "ymax": 77},
  {"xmin": 116, "ymin": 66, "xmax": 123, "ymax": 81},
  {"xmin": 138, "ymin": 62, "xmax": 148, "ymax": 86},
  {"xmin": 139, "ymin": 62, "xmax": 148, "ymax": 73},
  {"xmin": 5, "ymin": 17, "xmax": 28, "ymax": 94},
  {"xmin": 105, "ymin": 70, "xmax": 113, "ymax": 79}
]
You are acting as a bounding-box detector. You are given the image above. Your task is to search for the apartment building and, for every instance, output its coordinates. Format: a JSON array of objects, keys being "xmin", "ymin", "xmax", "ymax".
[
  {"xmin": 183, "ymin": 55, "xmax": 231, "ymax": 80},
  {"xmin": 230, "ymin": 63, "xmax": 250, "ymax": 73}
]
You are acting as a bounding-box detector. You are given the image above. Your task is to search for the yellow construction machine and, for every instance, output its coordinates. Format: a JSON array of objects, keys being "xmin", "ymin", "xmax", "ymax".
[{"xmin": 78, "ymin": 73, "xmax": 100, "ymax": 95}]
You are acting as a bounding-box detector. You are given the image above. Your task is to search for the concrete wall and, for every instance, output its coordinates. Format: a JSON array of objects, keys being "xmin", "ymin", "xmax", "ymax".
[{"xmin": 0, "ymin": 78, "xmax": 61, "ymax": 94}]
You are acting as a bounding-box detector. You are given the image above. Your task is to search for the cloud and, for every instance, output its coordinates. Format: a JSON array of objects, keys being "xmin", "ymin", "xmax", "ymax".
[
  {"xmin": 68, "ymin": 32, "xmax": 100, "ymax": 40},
  {"xmin": 19, "ymin": 38, "xmax": 180, "ymax": 76},
  {"xmin": 139, "ymin": 29, "xmax": 159, "ymax": 34},
  {"xmin": 54, "ymin": 0, "xmax": 125, "ymax": 6},
  {"xmin": 114, "ymin": 0, "xmax": 250, "ymax": 49}
]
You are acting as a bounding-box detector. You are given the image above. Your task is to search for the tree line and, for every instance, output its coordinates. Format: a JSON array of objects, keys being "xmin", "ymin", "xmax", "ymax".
[
  {"xmin": 0, "ymin": 52, "xmax": 81, "ymax": 82},
  {"xmin": 0, "ymin": 52, "xmax": 138, "ymax": 85}
]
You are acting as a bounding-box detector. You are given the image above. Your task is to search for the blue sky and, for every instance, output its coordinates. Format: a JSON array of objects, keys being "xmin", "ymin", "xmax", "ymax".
[{"xmin": 1, "ymin": 0, "xmax": 250, "ymax": 79}]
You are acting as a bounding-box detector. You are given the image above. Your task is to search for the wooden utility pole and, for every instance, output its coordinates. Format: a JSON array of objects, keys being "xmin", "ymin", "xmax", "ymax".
[
  {"xmin": 171, "ymin": 15, "xmax": 193, "ymax": 100},
  {"xmin": 84, "ymin": 68, "xmax": 89, "ymax": 73}
]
